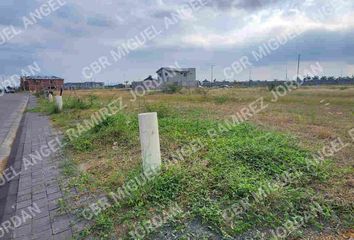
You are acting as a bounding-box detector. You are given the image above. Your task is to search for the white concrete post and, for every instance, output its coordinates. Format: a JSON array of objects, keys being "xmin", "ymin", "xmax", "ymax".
[
  {"xmin": 48, "ymin": 93, "xmax": 53, "ymax": 102},
  {"xmin": 138, "ymin": 112, "xmax": 161, "ymax": 174},
  {"xmin": 55, "ymin": 96, "xmax": 63, "ymax": 112}
]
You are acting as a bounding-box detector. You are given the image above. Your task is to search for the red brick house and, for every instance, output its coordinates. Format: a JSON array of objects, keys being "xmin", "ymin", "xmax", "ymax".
[{"xmin": 20, "ymin": 76, "xmax": 64, "ymax": 92}]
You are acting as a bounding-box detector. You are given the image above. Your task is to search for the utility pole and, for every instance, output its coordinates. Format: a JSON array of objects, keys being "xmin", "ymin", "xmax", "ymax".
[
  {"xmin": 296, "ymin": 54, "xmax": 301, "ymax": 81},
  {"xmin": 211, "ymin": 65, "xmax": 214, "ymax": 82},
  {"xmin": 249, "ymin": 69, "xmax": 252, "ymax": 81},
  {"xmin": 285, "ymin": 63, "xmax": 288, "ymax": 81}
]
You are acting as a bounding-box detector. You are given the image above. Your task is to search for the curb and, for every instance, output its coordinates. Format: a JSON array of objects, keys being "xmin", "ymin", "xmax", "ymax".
[{"xmin": 0, "ymin": 94, "xmax": 29, "ymax": 173}]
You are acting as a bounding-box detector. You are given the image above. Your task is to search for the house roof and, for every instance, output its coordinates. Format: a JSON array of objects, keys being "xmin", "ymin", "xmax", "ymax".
[
  {"xmin": 156, "ymin": 67, "xmax": 193, "ymax": 73},
  {"xmin": 21, "ymin": 76, "xmax": 64, "ymax": 80},
  {"xmin": 143, "ymin": 75, "xmax": 157, "ymax": 81}
]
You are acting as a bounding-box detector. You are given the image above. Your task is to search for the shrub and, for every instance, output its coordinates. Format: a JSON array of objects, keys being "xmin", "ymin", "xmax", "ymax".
[
  {"xmin": 267, "ymin": 83, "xmax": 277, "ymax": 91},
  {"xmin": 195, "ymin": 87, "xmax": 209, "ymax": 98},
  {"xmin": 144, "ymin": 103, "xmax": 172, "ymax": 118},
  {"xmin": 68, "ymin": 113, "xmax": 139, "ymax": 152},
  {"xmin": 34, "ymin": 91, "xmax": 43, "ymax": 98},
  {"xmin": 145, "ymin": 165, "xmax": 186, "ymax": 203},
  {"xmin": 70, "ymin": 138, "xmax": 93, "ymax": 151},
  {"xmin": 88, "ymin": 95, "xmax": 99, "ymax": 105},
  {"xmin": 214, "ymin": 95, "xmax": 229, "ymax": 104},
  {"xmin": 162, "ymin": 83, "xmax": 182, "ymax": 94},
  {"xmin": 64, "ymin": 97, "xmax": 92, "ymax": 110}
]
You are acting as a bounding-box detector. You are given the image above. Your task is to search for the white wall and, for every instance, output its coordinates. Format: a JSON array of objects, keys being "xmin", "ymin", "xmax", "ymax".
[{"xmin": 157, "ymin": 68, "xmax": 197, "ymax": 87}]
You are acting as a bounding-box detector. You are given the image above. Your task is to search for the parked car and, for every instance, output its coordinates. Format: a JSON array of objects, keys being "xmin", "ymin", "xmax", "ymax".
[{"xmin": 4, "ymin": 86, "xmax": 16, "ymax": 93}]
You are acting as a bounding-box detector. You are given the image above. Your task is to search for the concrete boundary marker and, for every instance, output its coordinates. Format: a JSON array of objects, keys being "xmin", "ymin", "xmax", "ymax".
[
  {"xmin": 138, "ymin": 112, "xmax": 162, "ymax": 174},
  {"xmin": 0, "ymin": 94, "xmax": 29, "ymax": 173}
]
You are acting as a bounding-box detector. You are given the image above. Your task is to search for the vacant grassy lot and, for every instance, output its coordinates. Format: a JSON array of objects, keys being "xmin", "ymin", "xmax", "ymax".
[{"xmin": 34, "ymin": 86, "xmax": 353, "ymax": 239}]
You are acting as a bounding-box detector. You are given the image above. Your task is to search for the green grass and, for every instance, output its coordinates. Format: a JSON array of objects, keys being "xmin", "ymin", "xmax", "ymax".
[
  {"xmin": 69, "ymin": 113, "xmax": 139, "ymax": 152},
  {"xmin": 214, "ymin": 95, "xmax": 229, "ymax": 104},
  {"xmin": 30, "ymin": 96, "xmax": 98, "ymax": 114},
  {"xmin": 33, "ymin": 93, "xmax": 352, "ymax": 239},
  {"xmin": 68, "ymin": 110, "xmax": 333, "ymax": 239}
]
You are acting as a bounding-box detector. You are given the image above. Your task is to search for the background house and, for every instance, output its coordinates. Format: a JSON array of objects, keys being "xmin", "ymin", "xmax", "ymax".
[
  {"xmin": 157, "ymin": 67, "xmax": 198, "ymax": 88},
  {"xmin": 20, "ymin": 76, "xmax": 64, "ymax": 92},
  {"xmin": 131, "ymin": 75, "xmax": 160, "ymax": 90}
]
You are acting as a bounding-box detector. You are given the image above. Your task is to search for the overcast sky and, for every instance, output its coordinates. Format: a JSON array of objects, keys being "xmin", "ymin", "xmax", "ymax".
[{"xmin": 1, "ymin": 0, "xmax": 354, "ymax": 84}]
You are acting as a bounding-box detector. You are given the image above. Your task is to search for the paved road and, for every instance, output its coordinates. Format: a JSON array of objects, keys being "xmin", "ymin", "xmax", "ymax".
[
  {"xmin": 0, "ymin": 94, "xmax": 28, "ymax": 146},
  {"xmin": 0, "ymin": 96, "xmax": 80, "ymax": 240}
]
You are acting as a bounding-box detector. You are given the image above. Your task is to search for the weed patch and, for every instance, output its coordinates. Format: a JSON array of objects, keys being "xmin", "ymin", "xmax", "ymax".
[
  {"xmin": 81, "ymin": 117, "xmax": 333, "ymax": 239},
  {"xmin": 214, "ymin": 95, "xmax": 229, "ymax": 104},
  {"xmin": 32, "ymin": 88, "xmax": 352, "ymax": 239},
  {"xmin": 68, "ymin": 113, "xmax": 138, "ymax": 152}
]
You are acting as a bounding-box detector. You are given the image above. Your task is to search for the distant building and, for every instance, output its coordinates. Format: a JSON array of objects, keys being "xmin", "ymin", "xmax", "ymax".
[
  {"xmin": 20, "ymin": 76, "xmax": 64, "ymax": 92},
  {"xmin": 201, "ymin": 79, "xmax": 231, "ymax": 88},
  {"xmin": 106, "ymin": 83, "xmax": 126, "ymax": 89},
  {"xmin": 157, "ymin": 67, "xmax": 197, "ymax": 88},
  {"xmin": 201, "ymin": 79, "xmax": 213, "ymax": 87},
  {"xmin": 132, "ymin": 68, "xmax": 199, "ymax": 90},
  {"xmin": 64, "ymin": 82, "xmax": 104, "ymax": 90},
  {"xmin": 132, "ymin": 75, "xmax": 160, "ymax": 90}
]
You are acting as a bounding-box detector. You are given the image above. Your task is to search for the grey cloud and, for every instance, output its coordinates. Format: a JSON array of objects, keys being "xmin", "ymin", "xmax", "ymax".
[
  {"xmin": 55, "ymin": 4, "xmax": 85, "ymax": 24},
  {"xmin": 0, "ymin": 0, "xmax": 353, "ymax": 83},
  {"xmin": 63, "ymin": 26, "xmax": 89, "ymax": 37},
  {"xmin": 151, "ymin": 9, "xmax": 173, "ymax": 18},
  {"xmin": 234, "ymin": 28, "xmax": 354, "ymax": 67},
  {"xmin": 0, "ymin": 43, "xmax": 36, "ymax": 74},
  {"xmin": 295, "ymin": 29, "xmax": 354, "ymax": 64},
  {"xmin": 209, "ymin": 0, "xmax": 302, "ymax": 11},
  {"xmin": 87, "ymin": 15, "xmax": 115, "ymax": 27},
  {"xmin": 209, "ymin": 0, "xmax": 272, "ymax": 11},
  {"xmin": 0, "ymin": 0, "xmax": 37, "ymax": 26}
]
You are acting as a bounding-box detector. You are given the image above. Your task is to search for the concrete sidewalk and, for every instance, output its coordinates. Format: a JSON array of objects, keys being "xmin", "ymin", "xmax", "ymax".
[{"xmin": 0, "ymin": 96, "xmax": 79, "ymax": 240}]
